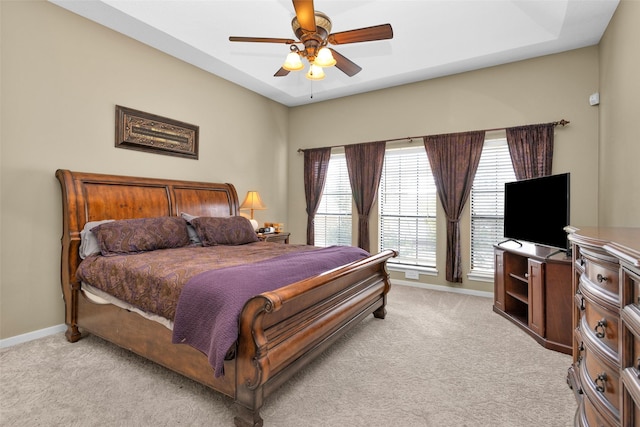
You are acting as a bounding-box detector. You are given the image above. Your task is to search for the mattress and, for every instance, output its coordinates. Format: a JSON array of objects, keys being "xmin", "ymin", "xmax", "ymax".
[{"xmin": 76, "ymin": 242, "xmax": 318, "ymax": 321}]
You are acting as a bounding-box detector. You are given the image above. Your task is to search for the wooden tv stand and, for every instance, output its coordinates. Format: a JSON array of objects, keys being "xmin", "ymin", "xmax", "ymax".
[{"xmin": 493, "ymin": 241, "xmax": 572, "ymax": 354}]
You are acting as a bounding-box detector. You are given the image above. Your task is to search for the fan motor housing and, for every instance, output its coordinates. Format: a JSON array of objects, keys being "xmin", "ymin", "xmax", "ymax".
[
  {"xmin": 291, "ymin": 11, "xmax": 332, "ymax": 38},
  {"xmin": 291, "ymin": 11, "xmax": 332, "ymax": 61}
]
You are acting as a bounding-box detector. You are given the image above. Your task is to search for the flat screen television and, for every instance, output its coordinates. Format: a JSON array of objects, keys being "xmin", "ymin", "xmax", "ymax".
[{"xmin": 503, "ymin": 172, "xmax": 570, "ymax": 251}]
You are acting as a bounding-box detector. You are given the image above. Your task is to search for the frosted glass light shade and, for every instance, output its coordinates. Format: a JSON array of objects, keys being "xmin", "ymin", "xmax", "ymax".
[
  {"xmin": 282, "ymin": 52, "xmax": 304, "ymax": 71},
  {"xmin": 313, "ymin": 47, "xmax": 336, "ymax": 67},
  {"xmin": 306, "ymin": 64, "xmax": 325, "ymax": 80}
]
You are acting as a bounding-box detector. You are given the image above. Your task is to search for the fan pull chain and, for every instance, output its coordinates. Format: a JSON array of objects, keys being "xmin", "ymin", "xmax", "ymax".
[{"xmin": 310, "ymin": 80, "xmax": 314, "ymax": 99}]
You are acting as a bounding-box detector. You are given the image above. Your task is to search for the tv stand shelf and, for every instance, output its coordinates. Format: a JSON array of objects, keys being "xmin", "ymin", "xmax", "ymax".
[
  {"xmin": 506, "ymin": 287, "xmax": 528, "ymax": 304},
  {"xmin": 494, "ymin": 242, "xmax": 572, "ymax": 354},
  {"xmin": 508, "ymin": 272, "xmax": 528, "ymax": 283}
]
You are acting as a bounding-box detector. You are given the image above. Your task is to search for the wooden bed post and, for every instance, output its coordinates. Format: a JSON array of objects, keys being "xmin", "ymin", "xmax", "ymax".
[
  {"xmin": 234, "ymin": 296, "xmax": 270, "ymax": 427},
  {"xmin": 373, "ymin": 295, "xmax": 388, "ymax": 319},
  {"xmin": 234, "ymin": 403, "xmax": 264, "ymax": 427},
  {"xmin": 56, "ymin": 169, "xmax": 84, "ymax": 342}
]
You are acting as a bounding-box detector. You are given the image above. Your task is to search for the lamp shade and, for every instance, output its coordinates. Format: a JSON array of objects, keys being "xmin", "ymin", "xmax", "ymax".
[
  {"xmin": 240, "ymin": 191, "xmax": 266, "ymax": 219},
  {"xmin": 282, "ymin": 52, "xmax": 304, "ymax": 71},
  {"xmin": 313, "ymin": 47, "xmax": 336, "ymax": 67},
  {"xmin": 306, "ymin": 64, "xmax": 326, "ymax": 80}
]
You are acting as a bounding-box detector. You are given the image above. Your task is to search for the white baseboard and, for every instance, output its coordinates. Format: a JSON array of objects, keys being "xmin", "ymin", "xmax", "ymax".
[
  {"xmin": 0, "ymin": 324, "xmax": 67, "ymax": 349},
  {"xmin": 391, "ymin": 279, "xmax": 493, "ymax": 299}
]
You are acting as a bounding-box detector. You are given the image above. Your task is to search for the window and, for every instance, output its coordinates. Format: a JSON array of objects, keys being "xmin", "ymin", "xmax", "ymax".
[
  {"xmin": 470, "ymin": 139, "xmax": 516, "ymax": 274},
  {"xmin": 379, "ymin": 147, "xmax": 437, "ymax": 267},
  {"xmin": 314, "ymin": 152, "xmax": 352, "ymax": 246}
]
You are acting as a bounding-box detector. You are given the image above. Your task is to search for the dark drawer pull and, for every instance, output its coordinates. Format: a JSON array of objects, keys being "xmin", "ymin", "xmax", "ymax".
[
  {"xmin": 580, "ymin": 297, "xmax": 585, "ymax": 311},
  {"xmin": 594, "ymin": 319, "xmax": 607, "ymax": 338},
  {"xmin": 637, "ymin": 358, "xmax": 640, "ymax": 378},
  {"xmin": 597, "ymin": 273, "xmax": 609, "ymax": 283},
  {"xmin": 594, "ymin": 372, "xmax": 607, "ymax": 393}
]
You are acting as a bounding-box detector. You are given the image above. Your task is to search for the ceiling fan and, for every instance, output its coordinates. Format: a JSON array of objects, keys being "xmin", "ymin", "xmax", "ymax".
[{"xmin": 229, "ymin": 0, "xmax": 393, "ymax": 80}]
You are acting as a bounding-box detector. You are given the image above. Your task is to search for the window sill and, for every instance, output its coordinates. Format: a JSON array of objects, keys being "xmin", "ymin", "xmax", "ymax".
[
  {"xmin": 387, "ymin": 263, "xmax": 438, "ymax": 278},
  {"xmin": 467, "ymin": 271, "xmax": 494, "ymax": 283}
]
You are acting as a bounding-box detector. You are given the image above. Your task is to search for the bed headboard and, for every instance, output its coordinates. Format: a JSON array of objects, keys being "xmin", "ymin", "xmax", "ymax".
[{"xmin": 55, "ymin": 169, "xmax": 239, "ymax": 296}]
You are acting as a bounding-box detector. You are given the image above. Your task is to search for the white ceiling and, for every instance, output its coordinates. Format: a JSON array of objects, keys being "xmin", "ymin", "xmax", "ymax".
[{"xmin": 50, "ymin": 0, "xmax": 619, "ymax": 107}]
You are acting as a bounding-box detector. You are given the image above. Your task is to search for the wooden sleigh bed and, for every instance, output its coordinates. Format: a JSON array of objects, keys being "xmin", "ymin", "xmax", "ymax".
[{"xmin": 56, "ymin": 169, "xmax": 396, "ymax": 426}]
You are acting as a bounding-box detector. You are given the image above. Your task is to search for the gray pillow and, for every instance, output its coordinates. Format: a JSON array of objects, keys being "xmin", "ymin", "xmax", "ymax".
[
  {"xmin": 79, "ymin": 220, "xmax": 114, "ymax": 259},
  {"xmin": 180, "ymin": 212, "xmax": 201, "ymax": 245}
]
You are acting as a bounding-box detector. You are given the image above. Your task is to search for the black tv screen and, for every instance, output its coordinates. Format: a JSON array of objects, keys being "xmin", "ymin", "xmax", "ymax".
[{"xmin": 504, "ymin": 173, "xmax": 570, "ymax": 250}]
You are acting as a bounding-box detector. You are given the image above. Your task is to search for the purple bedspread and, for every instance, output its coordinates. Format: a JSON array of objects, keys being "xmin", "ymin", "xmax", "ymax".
[{"xmin": 171, "ymin": 245, "xmax": 370, "ymax": 377}]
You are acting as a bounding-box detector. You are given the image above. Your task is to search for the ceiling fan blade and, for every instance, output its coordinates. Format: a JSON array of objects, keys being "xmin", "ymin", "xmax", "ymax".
[
  {"xmin": 274, "ymin": 67, "xmax": 290, "ymax": 77},
  {"xmin": 329, "ymin": 48, "xmax": 362, "ymax": 77},
  {"xmin": 229, "ymin": 36, "xmax": 296, "ymax": 44},
  {"xmin": 328, "ymin": 24, "xmax": 393, "ymax": 45},
  {"xmin": 292, "ymin": 0, "xmax": 316, "ymax": 33}
]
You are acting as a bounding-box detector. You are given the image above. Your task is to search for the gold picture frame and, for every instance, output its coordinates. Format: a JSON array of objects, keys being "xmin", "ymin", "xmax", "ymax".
[{"xmin": 115, "ymin": 105, "xmax": 199, "ymax": 159}]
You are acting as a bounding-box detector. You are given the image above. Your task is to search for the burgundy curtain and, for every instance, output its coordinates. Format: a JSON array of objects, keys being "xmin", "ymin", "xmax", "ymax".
[
  {"xmin": 344, "ymin": 141, "xmax": 386, "ymax": 252},
  {"xmin": 423, "ymin": 131, "xmax": 485, "ymax": 283},
  {"xmin": 303, "ymin": 147, "xmax": 332, "ymax": 245},
  {"xmin": 505, "ymin": 123, "xmax": 555, "ymax": 180}
]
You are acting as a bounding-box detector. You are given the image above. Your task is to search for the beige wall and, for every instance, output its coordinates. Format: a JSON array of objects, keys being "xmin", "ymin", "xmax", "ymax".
[
  {"xmin": 0, "ymin": 1, "xmax": 289, "ymax": 338},
  {"xmin": 287, "ymin": 46, "xmax": 601, "ymax": 293},
  {"xmin": 2, "ymin": 0, "xmax": 637, "ymax": 340},
  {"xmin": 598, "ymin": 0, "xmax": 640, "ymax": 227}
]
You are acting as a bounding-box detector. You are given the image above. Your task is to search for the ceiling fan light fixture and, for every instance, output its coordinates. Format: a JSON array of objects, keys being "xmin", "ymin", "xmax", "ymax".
[
  {"xmin": 313, "ymin": 47, "xmax": 336, "ymax": 67},
  {"xmin": 229, "ymin": 2, "xmax": 394, "ymax": 81},
  {"xmin": 306, "ymin": 64, "xmax": 325, "ymax": 80},
  {"xmin": 282, "ymin": 52, "xmax": 304, "ymax": 71}
]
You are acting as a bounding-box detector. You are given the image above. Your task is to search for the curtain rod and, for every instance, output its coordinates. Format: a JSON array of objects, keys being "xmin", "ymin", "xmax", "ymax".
[{"xmin": 296, "ymin": 119, "xmax": 570, "ymax": 153}]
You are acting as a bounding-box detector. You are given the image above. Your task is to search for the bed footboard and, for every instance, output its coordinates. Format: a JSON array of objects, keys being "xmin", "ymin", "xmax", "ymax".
[{"xmin": 233, "ymin": 249, "xmax": 396, "ymax": 427}]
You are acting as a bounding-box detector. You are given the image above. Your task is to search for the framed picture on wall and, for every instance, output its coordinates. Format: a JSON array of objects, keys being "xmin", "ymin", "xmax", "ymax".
[{"xmin": 115, "ymin": 105, "xmax": 199, "ymax": 159}]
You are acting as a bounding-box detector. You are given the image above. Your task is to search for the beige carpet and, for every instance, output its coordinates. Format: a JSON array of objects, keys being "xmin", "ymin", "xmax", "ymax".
[{"xmin": 0, "ymin": 284, "xmax": 576, "ymax": 426}]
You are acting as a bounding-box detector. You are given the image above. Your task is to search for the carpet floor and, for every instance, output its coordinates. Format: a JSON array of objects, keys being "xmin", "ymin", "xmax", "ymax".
[{"xmin": 0, "ymin": 284, "xmax": 576, "ymax": 426}]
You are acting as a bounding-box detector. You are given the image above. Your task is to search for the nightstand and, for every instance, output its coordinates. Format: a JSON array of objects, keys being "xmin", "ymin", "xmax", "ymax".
[{"xmin": 258, "ymin": 232, "xmax": 290, "ymax": 244}]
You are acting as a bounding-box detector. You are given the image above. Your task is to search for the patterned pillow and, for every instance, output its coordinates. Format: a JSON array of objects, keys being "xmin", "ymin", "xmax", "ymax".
[
  {"xmin": 91, "ymin": 216, "xmax": 191, "ymax": 256},
  {"xmin": 79, "ymin": 219, "xmax": 114, "ymax": 259},
  {"xmin": 190, "ymin": 216, "xmax": 259, "ymax": 246}
]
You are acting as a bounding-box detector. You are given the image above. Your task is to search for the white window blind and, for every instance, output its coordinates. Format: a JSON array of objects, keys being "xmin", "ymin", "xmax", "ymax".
[
  {"xmin": 379, "ymin": 147, "xmax": 437, "ymax": 267},
  {"xmin": 470, "ymin": 139, "xmax": 516, "ymax": 273},
  {"xmin": 314, "ymin": 152, "xmax": 352, "ymax": 247}
]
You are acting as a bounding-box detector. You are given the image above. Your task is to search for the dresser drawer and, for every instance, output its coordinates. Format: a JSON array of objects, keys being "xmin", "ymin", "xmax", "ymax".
[
  {"xmin": 582, "ymin": 298, "xmax": 619, "ymax": 360},
  {"xmin": 621, "ymin": 305, "xmax": 640, "ymax": 426},
  {"xmin": 582, "ymin": 398, "xmax": 618, "ymax": 427},
  {"xmin": 582, "ymin": 344, "xmax": 621, "ymax": 419},
  {"xmin": 621, "ymin": 367, "xmax": 640, "ymax": 427},
  {"xmin": 622, "ymin": 304, "xmax": 640, "ymax": 370},
  {"xmin": 628, "ymin": 267, "xmax": 640, "ymax": 308},
  {"xmin": 582, "ymin": 251, "xmax": 620, "ymax": 301}
]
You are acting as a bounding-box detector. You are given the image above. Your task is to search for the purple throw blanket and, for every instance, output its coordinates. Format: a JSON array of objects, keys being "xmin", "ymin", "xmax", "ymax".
[{"xmin": 171, "ymin": 245, "xmax": 370, "ymax": 377}]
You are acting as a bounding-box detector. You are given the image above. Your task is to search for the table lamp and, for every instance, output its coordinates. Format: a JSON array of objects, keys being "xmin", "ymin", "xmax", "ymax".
[{"xmin": 240, "ymin": 191, "xmax": 266, "ymax": 230}]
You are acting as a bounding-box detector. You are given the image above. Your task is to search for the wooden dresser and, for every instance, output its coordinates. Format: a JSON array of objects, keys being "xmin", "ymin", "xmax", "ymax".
[{"xmin": 566, "ymin": 226, "xmax": 640, "ymax": 426}]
